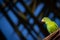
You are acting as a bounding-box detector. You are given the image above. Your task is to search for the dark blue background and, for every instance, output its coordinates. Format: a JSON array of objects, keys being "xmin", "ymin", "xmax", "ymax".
[{"xmin": 0, "ymin": 0, "xmax": 60, "ymax": 40}]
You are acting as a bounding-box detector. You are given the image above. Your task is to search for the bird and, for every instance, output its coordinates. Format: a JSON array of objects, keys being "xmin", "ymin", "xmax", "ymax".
[{"xmin": 41, "ymin": 17, "xmax": 59, "ymax": 34}]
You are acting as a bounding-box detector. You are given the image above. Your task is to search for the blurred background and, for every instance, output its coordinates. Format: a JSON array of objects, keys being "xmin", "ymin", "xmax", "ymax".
[{"xmin": 0, "ymin": 0, "xmax": 60, "ymax": 40}]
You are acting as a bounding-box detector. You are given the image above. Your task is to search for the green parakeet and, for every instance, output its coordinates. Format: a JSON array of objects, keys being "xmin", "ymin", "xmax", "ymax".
[{"xmin": 41, "ymin": 17, "xmax": 59, "ymax": 34}]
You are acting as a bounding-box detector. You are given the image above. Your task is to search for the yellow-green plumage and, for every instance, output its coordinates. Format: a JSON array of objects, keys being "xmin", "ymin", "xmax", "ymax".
[{"xmin": 42, "ymin": 17, "xmax": 58, "ymax": 34}]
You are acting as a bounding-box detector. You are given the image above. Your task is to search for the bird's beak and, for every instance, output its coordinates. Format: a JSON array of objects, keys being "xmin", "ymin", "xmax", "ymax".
[{"xmin": 41, "ymin": 19, "xmax": 45, "ymax": 22}]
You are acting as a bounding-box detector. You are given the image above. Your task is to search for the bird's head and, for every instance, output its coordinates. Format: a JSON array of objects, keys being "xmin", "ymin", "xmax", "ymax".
[{"xmin": 41, "ymin": 17, "xmax": 51, "ymax": 23}]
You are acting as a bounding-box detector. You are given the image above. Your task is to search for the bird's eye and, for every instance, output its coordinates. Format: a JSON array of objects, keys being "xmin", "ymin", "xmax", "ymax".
[{"xmin": 44, "ymin": 19, "xmax": 45, "ymax": 20}]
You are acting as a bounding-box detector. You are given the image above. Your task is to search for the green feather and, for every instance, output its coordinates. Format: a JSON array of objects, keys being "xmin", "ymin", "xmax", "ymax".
[{"xmin": 42, "ymin": 17, "xmax": 58, "ymax": 33}]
